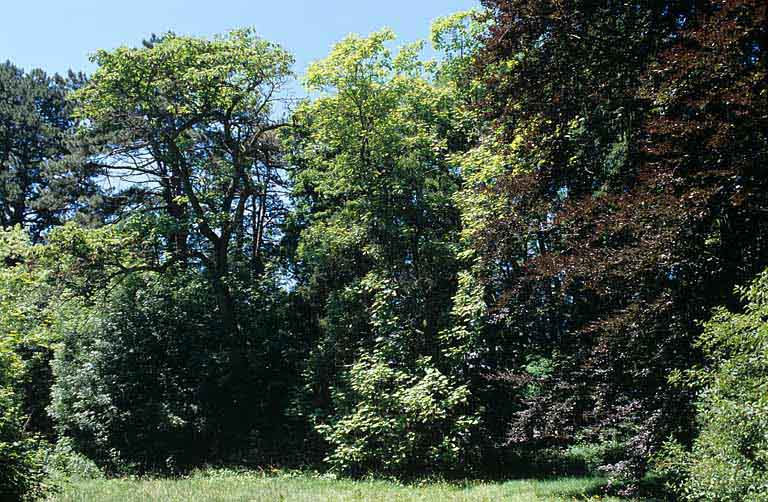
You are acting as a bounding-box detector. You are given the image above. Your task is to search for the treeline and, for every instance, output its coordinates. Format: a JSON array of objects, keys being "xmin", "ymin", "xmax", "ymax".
[{"xmin": 1, "ymin": 1, "xmax": 766, "ymax": 500}]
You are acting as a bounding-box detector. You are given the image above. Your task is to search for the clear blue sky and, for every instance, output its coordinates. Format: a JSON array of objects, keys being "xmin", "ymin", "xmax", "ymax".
[{"xmin": 2, "ymin": 0, "xmax": 479, "ymax": 78}]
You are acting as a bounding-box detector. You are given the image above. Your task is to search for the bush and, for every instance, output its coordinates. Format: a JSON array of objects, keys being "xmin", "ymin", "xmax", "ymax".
[
  {"xmin": 43, "ymin": 437, "xmax": 102, "ymax": 481},
  {"xmin": 318, "ymin": 355, "xmax": 478, "ymax": 477},
  {"xmin": 0, "ymin": 353, "xmax": 47, "ymax": 501},
  {"xmin": 0, "ymin": 227, "xmax": 50, "ymax": 500},
  {"xmin": 49, "ymin": 269, "xmax": 301, "ymax": 473},
  {"xmin": 656, "ymin": 269, "xmax": 768, "ymax": 501},
  {"xmin": 50, "ymin": 273, "xmax": 236, "ymax": 472}
]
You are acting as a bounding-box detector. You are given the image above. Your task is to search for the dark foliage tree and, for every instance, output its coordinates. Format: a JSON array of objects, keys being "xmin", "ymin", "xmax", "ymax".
[
  {"xmin": 0, "ymin": 62, "xmax": 100, "ymax": 240},
  {"xmin": 50, "ymin": 269, "xmax": 304, "ymax": 472},
  {"xmin": 464, "ymin": 0, "xmax": 767, "ymax": 488}
]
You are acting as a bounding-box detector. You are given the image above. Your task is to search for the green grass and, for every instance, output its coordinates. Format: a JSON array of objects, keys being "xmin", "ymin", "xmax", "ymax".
[{"xmin": 47, "ymin": 470, "xmax": 635, "ymax": 502}]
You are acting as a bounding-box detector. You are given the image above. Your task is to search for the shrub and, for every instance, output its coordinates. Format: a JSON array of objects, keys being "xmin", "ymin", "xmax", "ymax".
[
  {"xmin": 656, "ymin": 269, "xmax": 768, "ymax": 501},
  {"xmin": 43, "ymin": 437, "xmax": 102, "ymax": 481},
  {"xmin": 318, "ymin": 355, "xmax": 479, "ymax": 477},
  {"xmin": 49, "ymin": 270, "xmax": 299, "ymax": 473},
  {"xmin": 0, "ymin": 227, "xmax": 51, "ymax": 500},
  {"xmin": 0, "ymin": 351, "xmax": 47, "ymax": 501},
  {"xmin": 49, "ymin": 273, "xmax": 232, "ymax": 472}
]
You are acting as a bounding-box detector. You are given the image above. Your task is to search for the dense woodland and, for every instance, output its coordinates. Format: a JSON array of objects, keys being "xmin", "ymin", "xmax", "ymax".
[{"xmin": 1, "ymin": 1, "xmax": 767, "ymax": 500}]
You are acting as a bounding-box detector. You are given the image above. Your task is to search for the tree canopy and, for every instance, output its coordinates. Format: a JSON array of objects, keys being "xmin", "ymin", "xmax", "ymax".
[{"xmin": 1, "ymin": 3, "xmax": 766, "ymax": 500}]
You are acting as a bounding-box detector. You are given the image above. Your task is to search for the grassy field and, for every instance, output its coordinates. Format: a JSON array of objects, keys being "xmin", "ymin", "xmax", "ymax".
[{"xmin": 47, "ymin": 470, "xmax": 637, "ymax": 502}]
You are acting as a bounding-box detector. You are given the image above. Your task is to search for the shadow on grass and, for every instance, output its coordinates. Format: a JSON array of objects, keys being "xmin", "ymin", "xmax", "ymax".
[{"xmin": 555, "ymin": 474, "xmax": 672, "ymax": 501}]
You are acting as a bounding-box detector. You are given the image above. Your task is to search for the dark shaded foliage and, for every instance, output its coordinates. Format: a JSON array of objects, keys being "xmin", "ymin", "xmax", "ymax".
[
  {"xmin": 0, "ymin": 62, "xmax": 100, "ymax": 240},
  {"xmin": 50, "ymin": 272, "xmax": 304, "ymax": 473},
  {"xmin": 472, "ymin": 0, "xmax": 768, "ymax": 489}
]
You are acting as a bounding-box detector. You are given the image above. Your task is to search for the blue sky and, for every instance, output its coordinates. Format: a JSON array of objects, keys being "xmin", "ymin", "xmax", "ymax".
[{"xmin": 2, "ymin": 0, "xmax": 479, "ymax": 78}]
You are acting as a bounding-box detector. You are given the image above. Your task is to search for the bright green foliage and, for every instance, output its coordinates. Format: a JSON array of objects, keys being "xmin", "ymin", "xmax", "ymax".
[
  {"xmin": 286, "ymin": 29, "xmax": 474, "ymax": 475},
  {"xmin": 0, "ymin": 227, "xmax": 55, "ymax": 500},
  {"xmin": 441, "ymin": 270, "xmax": 487, "ymax": 364},
  {"xmin": 76, "ymin": 29, "xmax": 292, "ymax": 125},
  {"xmin": 319, "ymin": 355, "xmax": 477, "ymax": 476},
  {"xmin": 40, "ymin": 219, "xmax": 182, "ymax": 298},
  {"xmin": 73, "ymin": 30, "xmax": 295, "ymax": 328},
  {"xmin": 44, "ymin": 437, "xmax": 102, "ymax": 482},
  {"xmin": 0, "ymin": 227, "xmax": 82, "ymax": 352},
  {"xmin": 656, "ymin": 269, "xmax": 768, "ymax": 501},
  {"xmin": 429, "ymin": 9, "xmax": 486, "ymax": 95},
  {"xmin": 0, "ymin": 226, "xmax": 100, "ymax": 499},
  {"xmin": 0, "ymin": 367, "xmax": 46, "ymax": 501}
]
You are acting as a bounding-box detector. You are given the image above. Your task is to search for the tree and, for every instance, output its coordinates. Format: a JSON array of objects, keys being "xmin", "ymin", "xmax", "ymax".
[
  {"xmin": 0, "ymin": 62, "xmax": 99, "ymax": 240},
  {"xmin": 73, "ymin": 29, "xmax": 294, "ymax": 334},
  {"xmin": 47, "ymin": 31, "xmax": 305, "ymax": 469},
  {"xmin": 44, "ymin": 219, "xmax": 306, "ymax": 470},
  {"xmin": 460, "ymin": 0, "xmax": 767, "ymax": 488},
  {"xmin": 284, "ymin": 29, "xmax": 476, "ymax": 474},
  {"xmin": 318, "ymin": 355, "xmax": 477, "ymax": 477}
]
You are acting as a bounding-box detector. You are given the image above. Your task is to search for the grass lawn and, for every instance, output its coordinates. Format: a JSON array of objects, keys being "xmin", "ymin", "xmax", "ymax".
[{"xmin": 47, "ymin": 470, "xmax": 638, "ymax": 501}]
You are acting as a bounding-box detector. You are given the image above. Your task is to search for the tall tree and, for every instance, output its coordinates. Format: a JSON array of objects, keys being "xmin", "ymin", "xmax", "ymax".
[
  {"xmin": 459, "ymin": 0, "xmax": 767, "ymax": 487},
  {"xmin": 0, "ymin": 62, "xmax": 98, "ymax": 240},
  {"xmin": 285, "ymin": 29, "xmax": 477, "ymax": 475},
  {"xmin": 73, "ymin": 30, "xmax": 294, "ymax": 333}
]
